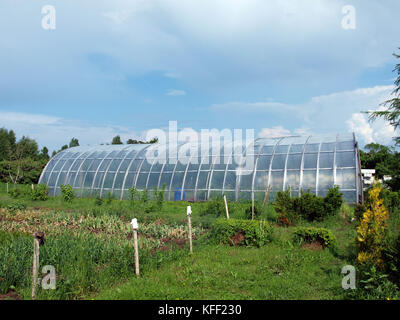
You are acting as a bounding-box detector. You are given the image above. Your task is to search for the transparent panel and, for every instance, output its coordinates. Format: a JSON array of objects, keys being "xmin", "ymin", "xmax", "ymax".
[
  {"xmin": 272, "ymin": 154, "xmax": 287, "ymax": 170},
  {"xmin": 305, "ymin": 144, "xmax": 319, "ymax": 152},
  {"xmin": 238, "ymin": 191, "xmax": 251, "ymax": 201},
  {"xmin": 136, "ymin": 172, "xmax": 149, "ymax": 189},
  {"xmin": 260, "ymin": 145, "xmax": 274, "ymax": 154},
  {"xmin": 239, "ymin": 171, "xmax": 254, "ymax": 190},
  {"xmin": 270, "ymin": 171, "xmax": 284, "ymax": 191},
  {"xmin": 98, "ymin": 159, "xmax": 111, "ymax": 172},
  {"xmin": 336, "ymin": 151, "xmax": 355, "ymax": 168},
  {"xmin": 88, "ymin": 159, "xmax": 102, "ymax": 171},
  {"xmin": 210, "ymin": 171, "xmax": 225, "ymax": 189},
  {"xmin": 163, "ymin": 162, "xmax": 176, "ymax": 172},
  {"xmin": 184, "ymin": 172, "xmax": 198, "ymax": 190},
  {"xmin": 54, "ymin": 160, "xmax": 66, "ymax": 171},
  {"xmin": 83, "ymin": 172, "xmax": 95, "ymax": 188},
  {"xmin": 128, "ymin": 159, "xmax": 144, "ymax": 172},
  {"xmin": 123, "ymin": 172, "xmax": 137, "ymax": 190},
  {"xmin": 171, "ymin": 172, "xmax": 184, "ymax": 189},
  {"xmin": 197, "ymin": 172, "xmax": 210, "ymax": 189},
  {"xmin": 342, "ymin": 191, "xmax": 356, "ymax": 203},
  {"xmin": 304, "ymin": 153, "xmax": 318, "ymax": 169},
  {"xmin": 302, "ymin": 170, "xmax": 316, "ymax": 190},
  {"xmin": 139, "ymin": 159, "xmax": 152, "ymax": 172},
  {"xmin": 65, "ymin": 172, "xmax": 77, "ymax": 186},
  {"xmin": 224, "ymin": 171, "xmax": 237, "ymax": 190},
  {"xmin": 286, "ymin": 171, "xmax": 300, "ymax": 190},
  {"xmin": 290, "ymin": 144, "xmax": 304, "ymax": 153},
  {"xmin": 257, "ymin": 155, "xmax": 271, "ymax": 170},
  {"xmin": 175, "ymin": 160, "xmax": 188, "ymax": 172},
  {"xmin": 119, "ymin": 159, "xmax": 132, "ymax": 172},
  {"xmin": 336, "ymin": 168, "xmax": 356, "ymax": 189},
  {"xmin": 70, "ymin": 159, "xmax": 83, "ymax": 171},
  {"xmin": 254, "ymin": 171, "xmax": 269, "ymax": 190},
  {"xmin": 150, "ymin": 162, "xmax": 163, "ymax": 173},
  {"xmin": 224, "ymin": 191, "xmax": 235, "ymax": 201},
  {"xmin": 147, "ymin": 173, "xmax": 160, "ymax": 189},
  {"xmin": 275, "ymin": 145, "xmax": 289, "ymax": 154},
  {"xmin": 103, "ymin": 172, "xmax": 116, "ymax": 189},
  {"xmin": 57, "ymin": 172, "xmax": 67, "ymax": 186},
  {"xmin": 159, "ymin": 172, "xmax": 173, "ymax": 189},
  {"xmin": 318, "ymin": 169, "xmax": 334, "ymax": 190},
  {"xmin": 62, "ymin": 159, "xmax": 75, "ymax": 172},
  {"xmin": 337, "ymin": 140, "xmax": 354, "ymax": 151},
  {"xmin": 196, "ymin": 190, "xmax": 207, "ymax": 201},
  {"xmin": 287, "ymin": 154, "xmax": 302, "ymax": 169},
  {"xmin": 74, "ymin": 172, "xmax": 86, "ymax": 188},
  {"xmin": 321, "ymin": 143, "xmax": 335, "ymax": 152},
  {"xmin": 319, "ymin": 153, "xmax": 334, "ymax": 169},
  {"xmin": 114, "ymin": 173, "xmax": 126, "ymax": 189}
]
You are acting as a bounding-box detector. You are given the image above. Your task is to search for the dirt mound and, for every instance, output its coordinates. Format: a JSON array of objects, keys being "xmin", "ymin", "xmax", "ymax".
[
  {"xmin": 229, "ymin": 232, "xmax": 245, "ymax": 246},
  {"xmin": 302, "ymin": 240, "xmax": 324, "ymax": 251}
]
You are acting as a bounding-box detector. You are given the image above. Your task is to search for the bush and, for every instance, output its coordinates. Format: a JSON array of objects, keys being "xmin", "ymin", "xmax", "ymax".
[
  {"xmin": 355, "ymin": 183, "xmax": 389, "ymax": 268},
  {"xmin": 6, "ymin": 201, "xmax": 27, "ymax": 213},
  {"xmin": 31, "ymin": 183, "xmax": 49, "ymax": 201},
  {"xmin": 94, "ymin": 195, "xmax": 103, "ymax": 206},
  {"xmin": 381, "ymin": 189, "xmax": 400, "ymax": 212},
  {"xmin": 201, "ymin": 196, "xmax": 226, "ymax": 217},
  {"xmin": 354, "ymin": 203, "xmax": 366, "ymax": 221},
  {"xmin": 210, "ymin": 218, "xmax": 272, "ymax": 247},
  {"xmin": 274, "ymin": 187, "xmax": 344, "ymax": 223},
  {"xmin": 293, "ymin": 226, "xmax": 337, "ymax": 250},
  {"xmin": 8, "ymin": 187, "xmax": 21, "ymax": 199},
  {"xmin": 60, "ymin": 184, "xmax": 75, "ymax": 203},
  {"xmin": 244, "ymin": 201, "xmax": 262, "ymax": 220},
  {"xmin": 324, "ymin": 186, "xmax": 343, "ymax": 216},
  {"xmin": 293, "ymin": 192, "xmax": 326, "ymax": 221}
]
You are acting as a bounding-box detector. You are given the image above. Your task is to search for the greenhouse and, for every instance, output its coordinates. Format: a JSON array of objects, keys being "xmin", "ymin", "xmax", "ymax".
[{"xmin": 39, "ymin": 133, "xmax": 363, "ymax": 203}]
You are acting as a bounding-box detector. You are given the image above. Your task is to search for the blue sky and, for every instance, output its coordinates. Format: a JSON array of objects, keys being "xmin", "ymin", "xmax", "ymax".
[{"xmin": 0, "ymin": 0, "xmax": 399, "ymax": 152}]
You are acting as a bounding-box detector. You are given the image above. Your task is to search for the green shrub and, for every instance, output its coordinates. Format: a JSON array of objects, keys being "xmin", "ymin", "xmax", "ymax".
[
  {"xmin": 354, "ymin": 203, "xmax": 366, "ymax": 221},
  {"xmin": 381, "ymin": 189, "xmax": 400, "ymax": 212},
  {"xmin": 60, "ymin": 184, "xmax": 75, "ymax": 202},
  {"xmin": 31, "ymin": 183, "xmax": 49, "ymax": 201},
  {"xmin": 6, "ymin": 201, "xmax": 27, "ymax": 213},
  {"xmin": 210, "ymin": 218, "xmax": 272, "ymax": 247},
  {"xmin": 8, "ymin": 187, "xmax": 21, "ymax": 199},
  {"xmin": 128, "ymin": 186, "xmax": 138, "ymax": 203},
  {"xmin": 293, "ymin": 192, "xmax": 326, "ymax": 221},
  {"xmin": 323, "ymin": 186, "xmax": 343, "ymax": 216},
  {"xmin": 292, "ymin": 226, "xmax": 337, "ymax": 250},
  {"xmin": 274, "ymin": 189, "xmax": 296, "ymax": 223},
  {"xmin": 244, "ymin": 201, "xmax": 262, "ymax": 220},
  {"xmin": 201, "ymin": 196, "xmax": 226, "ymax": 217},
  {"xmin": 94, "ymin": 195, "xmax": 103, "ymax": 206}
]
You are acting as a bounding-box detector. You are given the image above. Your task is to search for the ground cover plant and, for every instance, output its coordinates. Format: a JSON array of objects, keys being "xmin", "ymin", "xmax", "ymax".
[{"xmin": 0, "ymin": 182, "xmax": 399, "ymax": 300}]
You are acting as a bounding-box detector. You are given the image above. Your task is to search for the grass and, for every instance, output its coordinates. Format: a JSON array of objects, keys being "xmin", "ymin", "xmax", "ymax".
[{"xmin": 0, "ymin": 182, "xmax": 360, "ymax": 300}]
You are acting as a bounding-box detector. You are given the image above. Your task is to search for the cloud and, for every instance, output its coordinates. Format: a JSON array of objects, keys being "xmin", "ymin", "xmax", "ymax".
[
  {"xmin": 211, "ymin": 85, "xmax": 397, "ymax": 146},
  {"xmin": 166, "ymin": 89, "xmax": 186, "ymax": 96},
  {"xmin": 0, "ymin": 110, "xmax": 144, "ymax": 152},
  {"xmin": 258, "ymin": 126, "xmax": 291, "ymax": 138}
]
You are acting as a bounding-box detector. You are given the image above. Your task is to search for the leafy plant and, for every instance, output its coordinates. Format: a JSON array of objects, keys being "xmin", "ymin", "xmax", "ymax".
[
  {"xmin": 60, "ymin": 184, "xmax": 75, "ymax": 203},
  {"xmin": 355, "ymin": 183, "xmax": 389, "ymax": 268},
  {"xmin": 210, "ymin": 218, "xmax": 272, "ymax": 247},
  {"xmin": 31, "ymin": 183, "xmax": 49, "ymax": 201},
  {"xmin": 94, "ymin": 195, "xmax": 103, "ymax": 206},
  {"xmin": 201, "ymin": 196, "xmax": 225, "ymax": 217},
  {"xmin": 323, "ymin": 186, "xmax": 343, "ymax": 216},
  {"xmin": 293, "ymin": 226, "xmax": 337, "ymax": 250}
]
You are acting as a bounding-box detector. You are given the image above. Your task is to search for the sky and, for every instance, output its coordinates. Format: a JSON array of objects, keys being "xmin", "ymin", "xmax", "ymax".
[{"xmin": 0, "ymin": 0, "xmax": 399, "ymax": 152}]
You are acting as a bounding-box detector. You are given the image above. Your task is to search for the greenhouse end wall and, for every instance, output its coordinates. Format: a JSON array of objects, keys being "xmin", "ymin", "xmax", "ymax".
[{"xmin": 39, "ymin": 133, "xmax": 363, "ymax": 204}]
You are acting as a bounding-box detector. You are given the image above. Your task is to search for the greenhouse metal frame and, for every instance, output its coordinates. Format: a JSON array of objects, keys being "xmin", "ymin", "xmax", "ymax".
[{"xmin": 39, "ymin": 133, "xmax": 363, "ymax": 203}]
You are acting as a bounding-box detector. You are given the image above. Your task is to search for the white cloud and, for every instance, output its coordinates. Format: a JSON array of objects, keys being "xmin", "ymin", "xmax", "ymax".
[
  {"xmin": 212, "ymin": 85, "xmax": 397, "ymax": 146},
  {"xmin": 258, "ymin": 126, "xmax": 291, "ymax": 138},
  {"xmin": 0, "ymin": 110, "xmax": 144, "ymax": 152},
  {"xmin": 166, "ymin": 89, "xmax": 186, "ymax": 96}
]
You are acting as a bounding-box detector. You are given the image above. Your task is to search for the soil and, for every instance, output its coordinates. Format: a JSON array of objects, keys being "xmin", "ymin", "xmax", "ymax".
[
  {"xmin": 229, "ymin": 232, "xmax": 246, "ymax": 246},
  {"xmin": 301, "ymin": 240, "xmax": 324, "ymax": 251},
  {"xmin": 0, "ymin": 290, "xmax": 21, "ymax": 300}
]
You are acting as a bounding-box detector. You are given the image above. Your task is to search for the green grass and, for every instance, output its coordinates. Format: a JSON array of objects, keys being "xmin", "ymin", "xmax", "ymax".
[
  {"xmin": 97, "ymin": 242, "xmax": 349, "ymax": 300},
  {"xmin": 0, "ymin": 182, "xmax": 360, "ymax": 300}
]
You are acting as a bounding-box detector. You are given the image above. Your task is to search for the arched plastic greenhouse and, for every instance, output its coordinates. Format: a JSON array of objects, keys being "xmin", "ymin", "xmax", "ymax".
[{"xmin": 39, "ymin": 133, "xmax": 363, "ymax": 203}]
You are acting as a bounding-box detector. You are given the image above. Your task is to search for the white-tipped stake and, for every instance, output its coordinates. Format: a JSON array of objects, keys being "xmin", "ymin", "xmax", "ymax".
[
  {"xmin": 131, "ymin": 218, "xmax": 139, "ymax": 276},
  {"xmin": 187, "ymin": 206, "xmax": 193, "ymax": 253}
]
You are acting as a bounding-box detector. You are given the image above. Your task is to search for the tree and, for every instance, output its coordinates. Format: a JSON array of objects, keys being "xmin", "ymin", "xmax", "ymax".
[
  {"xmin": 112, "ymin": 135, "xmax": 123, "ymax": 145},
  {"xmin": 69, "ymin": 137, "xmax": 79, "ymax": 148},
  {"xmin": 367, "ymin": 49, "xmax": 400, "ymax": 145},
  {"xmin": 39, "ymin": 146, "xmax": 50, "ymax": 161},
  {"xmin": 126, "ymin": 137, "xmax": 158, "ymax": 144},
  {"xmin": 0, "ymin": 128, "xmax": 16, "ymax": 161},
  {"xmin": 60, "ymin": 145, "xmax": 68, "ymax": 151},
  {"xmin": 14, "ymin": 136, "xmax": 39, "ymax": 160}
]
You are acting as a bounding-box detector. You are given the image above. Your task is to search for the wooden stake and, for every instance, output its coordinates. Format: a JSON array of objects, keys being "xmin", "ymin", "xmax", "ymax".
[
  {"xmin": 262, "ymin": 185, "xmax": 271, "ymax": 210},
  {"xmin": 223, "ymin": 195, "xmax": 230, "ymax": 219},
  {"xmin": 31, "ymin": 232, "xmax": 45, "ymax": 300},
  {"xmin": 6, "ymin": 182, "xmax": 8, "ymax": 194},
  {"xmin": 130, "ymin": 219, "xmax": 140, "ymax": 276},
  {"xmin": 187, "ymin": 206, "xmax": 193, "ymax": 253},
  {"xmin": 133, "ymin": 229, "xmax": 139, "ymax": 276},
  {"xmin": 31, "ymin": 184, "xmax": 34, "ymax": 191},
  {"xmin": 252, "ymin": 194, "xmax": 255, "ymax": 220}
]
